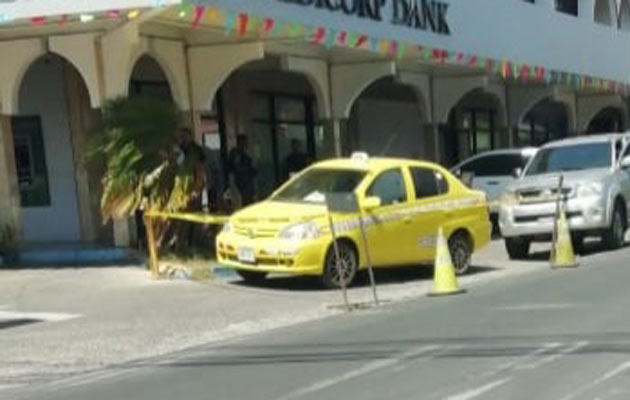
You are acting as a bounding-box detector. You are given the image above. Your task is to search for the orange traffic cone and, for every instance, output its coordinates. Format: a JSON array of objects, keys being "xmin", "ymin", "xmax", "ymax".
[{"xmin": 428, "ymin": 227, "xmax": 466, "ymax": 297}]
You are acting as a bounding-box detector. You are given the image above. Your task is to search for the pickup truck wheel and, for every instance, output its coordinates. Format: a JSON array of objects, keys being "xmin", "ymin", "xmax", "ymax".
[
  {"xmin": 505, "ymin": 237, "xmax": 530, "ymax": 260},
  {"xmin": 322, "ymin": 241, "xmax": 358, "ymax": 289},
  {"xmin": 603, "ymin": 203, "xmax": 626, "ymax": 250},
  {"xmin": 236, "ymin": 270, "xmax": 268, "ymax": 284}
]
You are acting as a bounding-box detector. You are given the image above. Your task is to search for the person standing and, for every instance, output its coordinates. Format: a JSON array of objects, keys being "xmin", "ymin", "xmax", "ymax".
[
  {"xmin": 284, "ymin": 138, "xmax": 310, "ymax": 180},
  {"xmin": 228, "ymin": 134, "xmax": 257, "ymax": 207}
]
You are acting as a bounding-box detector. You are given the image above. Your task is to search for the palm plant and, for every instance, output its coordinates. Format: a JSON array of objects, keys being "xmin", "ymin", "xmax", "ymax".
[{"xmin": 91, "ymin": 98, "xmax": 204, "ymax": 224}]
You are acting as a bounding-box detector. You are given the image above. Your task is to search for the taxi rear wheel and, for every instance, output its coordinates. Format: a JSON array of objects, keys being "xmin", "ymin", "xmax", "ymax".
[
  {"xmin": 236, "ymin": 270, "xmax": 268, "ymax": 284},
  {"xmin": 322, "ymin": 241, "xmax": 358, "ymax": 289},
  {"xmin": 449, "ymin": 233, "xmax": 471, "ymax": 275}
]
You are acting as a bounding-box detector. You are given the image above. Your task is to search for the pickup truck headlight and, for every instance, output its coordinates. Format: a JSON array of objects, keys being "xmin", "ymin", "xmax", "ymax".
[
  {"xmin": 500, "ymin": 190, "xmax": 519, "ymax": 206},
  {"xmin": 577, "ymin": 182, "xmax": 604, "ymax": 198},
  {"xmin": 279, "ymin": 222, "xmax": 321, "ymax": 240}
]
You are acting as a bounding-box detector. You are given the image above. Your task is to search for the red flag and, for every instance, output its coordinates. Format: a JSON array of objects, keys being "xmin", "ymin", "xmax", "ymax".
[
  {"xmin": 312, "ymin": 27, "xmax": 326, "ymax": 44},
  {"xmin": 107, "ymin": 10, "xmax": 120, "ymax": 18},
  {"xmin": 263, "ymin": 18, "xmax": 275, "ymax": 35},
  {"xmin": 468, "ymin": 55, "xmax": 477, "ymax": 67},
  {"xmin": 238, "ymin": 13, "xmax": 249, "ymax": 36},
  {"xmin": 521, "ymin": 64, "xmax": 530, "ymax": 81},
  {"xmin": 456, "ymin": 52, "xmax": 464, "ymax": 64},
  {"xmin": 191, "ymin": 6, "xmax": 205, "ymax": 28},
  {"xmin": 338, "ymin": 31, "xmax": 347, "ymax": 45},
  {"xmin": 390, "ymin": 41, "xmax": 399, "ymax": 57},
  {"xmin": 355, "ymin": 35, "xmax": 368, "ymax": 48},
  {"xmin": 31, "ymin": 16, "xmax": 46, "ymax": 26}
]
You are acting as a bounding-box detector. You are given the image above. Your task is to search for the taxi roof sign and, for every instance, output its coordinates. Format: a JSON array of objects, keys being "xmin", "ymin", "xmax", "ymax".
[{"xmin": 351, "ymin": 152, "xmax": 369, "ymax": 163}]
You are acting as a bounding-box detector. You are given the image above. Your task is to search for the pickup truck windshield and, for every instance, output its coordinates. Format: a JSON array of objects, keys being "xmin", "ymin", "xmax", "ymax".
[
  {"xmin": 525, "ymin": 142, "xmax": 612, "ymax": 176},
  {"xmin": 273, "ymin": 169, "xmax": 366, "ymax": 204}
]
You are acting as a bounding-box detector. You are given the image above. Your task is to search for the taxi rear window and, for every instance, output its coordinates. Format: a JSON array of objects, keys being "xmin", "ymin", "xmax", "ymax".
[{"xmin": 273, "ymin": 169, "xmax": 366, "ymax": 204}]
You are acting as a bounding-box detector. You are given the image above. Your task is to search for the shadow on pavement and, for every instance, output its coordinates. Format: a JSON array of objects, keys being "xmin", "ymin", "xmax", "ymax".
[
  {"xmin": 148, "ymin": 331, "xmax": 630, "ymax": 369},
  {"xmin": 529, "ymin": 240, "xmax": 630, "ymax": 261},
  {"xmin": 230, "ymin": 265, "xmax": 499, "ymax": 292}
]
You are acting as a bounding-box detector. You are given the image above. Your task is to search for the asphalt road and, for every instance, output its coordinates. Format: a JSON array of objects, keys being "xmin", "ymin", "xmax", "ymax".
[{"xmin": 13, "ymin": 243, "xmax": 630, "ymax": 400}]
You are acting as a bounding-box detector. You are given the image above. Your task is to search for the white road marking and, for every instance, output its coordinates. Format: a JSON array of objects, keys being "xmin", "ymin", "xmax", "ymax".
[
  {"xmin": 516, "ymin": 341, "xmax": 588, "ymax": 371},
  {"xmin": 444, "ymin": 378, "xmax": 512, "ymax": 400},
  {"xmin": 558, "ymin": 360, "xmax": 630, "ymax": 400},
  {"xmin": 478, "ymin": 343, "xmax": 563, "ymax": 379},
  {"xmin": 0, "ymin": 310, "xmax": 80, "ymax": 322},
  {"xmin": 496, "ymin": 303, "xmax": 576, "ymax": 311},
  {"xmin": 275, "ymin": 345, "xmax": 440, "ymax": 400}
]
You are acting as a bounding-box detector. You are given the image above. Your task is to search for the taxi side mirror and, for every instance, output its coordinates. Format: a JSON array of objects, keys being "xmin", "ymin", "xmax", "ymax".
[
  {"xmin": 363, "ymin": 196, "xmax": 381, "ymax": 211},
  {"xmin": 621, "ymin": 155, "xmax": 630, "ymax": 169}
]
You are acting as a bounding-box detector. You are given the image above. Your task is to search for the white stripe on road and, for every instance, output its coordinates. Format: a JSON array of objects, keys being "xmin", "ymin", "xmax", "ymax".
[
  {"xmin": 478, "ymin": 343, "xmax": 563, "ymax": 379},
  {"xmin": 444, "ymin": 378, "xmax": 512, "ymax": 400},
  {"xmin": 275, "ymin": 345, "xmax": 440, "ymax": 400},
  {"xmin": 559, "ymin": 360, "xmax": 630, "ymax": 400},
  {"xmin": 516, "ymin": 341, "xmax": 588, "ymax": 371},
  {"xmin": 0, "ymin": 310, "xmax": 80, "ymax": 322}
]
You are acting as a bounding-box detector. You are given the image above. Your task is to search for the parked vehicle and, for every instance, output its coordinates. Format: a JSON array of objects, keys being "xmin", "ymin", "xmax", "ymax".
[
  {"xmin": 452, "ymin": 148, "xmax": 537, "ymax": 226},
  {"xmin": 499, "ymin": 134, "xmax": 630, "ymax": 259},
  {"xmin": 217, "ymin": 153, "xmax": 492, "ymax": 288}
]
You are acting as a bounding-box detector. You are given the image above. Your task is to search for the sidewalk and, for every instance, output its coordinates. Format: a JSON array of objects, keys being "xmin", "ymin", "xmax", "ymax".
[{"xmin": 0, "ymin": 240, "xmax": 555, "ymax": 389}]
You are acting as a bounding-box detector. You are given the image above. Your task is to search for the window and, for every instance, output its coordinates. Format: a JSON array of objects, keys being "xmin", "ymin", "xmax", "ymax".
[
  {"xmin": 367, "ymin": 169, "xmax": 407, "ymax": 206},
  {"xmin": 11, "ymin": 116, "xmax": 51, "ymax": 207},
  {"xmin": 273, "ymin": 168, "xmax": 366, "ymax": 204},
  {"xmin": 556, "ymin": 0, "xmax": 578, "ymax": 16},
  {"xmin": 411, "ymin": 168, "xmax": 448, "ymax": 199},
  {"xmin": 526, "ymin": 143, "xmax": 612, "ymax": 176},
  {"xmin": 460, "ymin": 154, "xmax": 530, "ymax": 177},
  {"xmin": 462, "ymin": 109, "xmax": 496, "ymax": 155}
]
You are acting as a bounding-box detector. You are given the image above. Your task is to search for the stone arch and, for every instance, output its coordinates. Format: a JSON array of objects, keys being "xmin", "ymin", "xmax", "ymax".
[
  {"xmin": 281, "ymin": 56, "xmax": 331, "ymax": 119},
  {"xmin": 442, "ymin": 87, "xmax": 507, "ymax": 165},
  {"xmin": 518, "ymin": 96, "xmax": 573, "ymax": 146},
  {"xmin": 188, "ymin": 42, "xmax": 265, "ymax": 111},
  {"xmin": 595, "ymin": 0, "xmax": 614, "ymax": 25},
  {"xmin": 126, "ymin": 47, "xmax": 184, "ymax": 108},
  {"xmin": 434, "ymin": 76, "xmax": 507, "ymax": 124},
  {"xmin": 586, "ymin": 106, "xmax": 627, "ymax": 133},
  {"xmin": 618, "ymin": 0, "xmax": 630, "ymax": 30},
  {"xmin": 518, "ymin": 91, "xmax": 576, "ymax": 133},
  {"xmin": 347, "ymin": 76, "xmax": 429, "ymax": 159},
  {"xmin": 331, "ymin": 61, "xmax": 397, "ymax": 118}
]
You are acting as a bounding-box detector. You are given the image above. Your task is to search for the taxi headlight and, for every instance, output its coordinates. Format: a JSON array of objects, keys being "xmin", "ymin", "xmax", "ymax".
[
  {"xmin": 279, "ymin": 222, "xmax": 321, "ymax": 240},
  {"xmin": 500, "ymin": 190, "xmax": 519, "ymax": 207},
  {"xmin": 220, "ymin": 222, "xmax": 232, "ymax": 234},
  {"xmin": 577, "ymin": 182, "xmax": 603, "ymax": 198}
]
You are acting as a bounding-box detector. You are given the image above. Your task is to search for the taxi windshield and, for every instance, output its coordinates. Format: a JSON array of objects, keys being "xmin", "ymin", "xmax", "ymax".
[{"xmin": 272, "ymin": 168, "xmax": 366, "ymax": 204}]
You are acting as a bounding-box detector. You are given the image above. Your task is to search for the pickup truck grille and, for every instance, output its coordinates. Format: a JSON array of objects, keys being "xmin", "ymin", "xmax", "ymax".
[
  {"xmin": 518, "ymin": 187, "xmax": 573, "ymax": 204},
  {"xmin": 514, "ymin": 211, "xmax": 582, "ymax": 223}
]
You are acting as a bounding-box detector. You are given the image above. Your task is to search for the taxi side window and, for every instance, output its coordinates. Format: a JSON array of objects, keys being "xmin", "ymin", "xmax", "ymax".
[
  {"xmin": 367, "ymin": 169, "xmax": 407, "ymax": 206},
  {"xmin": 411, "ymin": 167, "xmax": 448, "ymax": 199}
]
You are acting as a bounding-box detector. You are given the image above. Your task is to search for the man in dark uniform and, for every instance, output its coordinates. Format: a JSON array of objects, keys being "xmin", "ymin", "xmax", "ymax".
[
  {"xmin": 228, "ymin": 134, "xmax": 257, "ymax": 206},
  {"xmin": 284, "ymin": 138, "xmax": 309, "ymax": 179}
]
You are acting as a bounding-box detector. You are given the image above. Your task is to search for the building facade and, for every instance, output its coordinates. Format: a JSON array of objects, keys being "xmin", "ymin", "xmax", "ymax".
[{"xmin": 0, "ymin": 0, "xmax": 629, "ymax": 247}]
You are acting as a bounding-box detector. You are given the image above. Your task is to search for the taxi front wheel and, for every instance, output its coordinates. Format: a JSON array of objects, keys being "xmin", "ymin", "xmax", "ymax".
[
  {"xmin": 449, "ymin": 233, "xmax": 472, "ymax": 275},
  {"xmin": 322, "ymin": 241, "xmax": 358, "ymax": 289}
]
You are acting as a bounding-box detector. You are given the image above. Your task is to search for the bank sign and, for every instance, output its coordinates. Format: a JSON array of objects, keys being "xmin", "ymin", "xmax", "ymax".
[{"xmin": 278, "ymin": 0, "xmax": 450, "ymax": 35}]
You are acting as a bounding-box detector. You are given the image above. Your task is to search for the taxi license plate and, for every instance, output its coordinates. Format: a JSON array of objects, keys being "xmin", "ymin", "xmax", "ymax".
[{"xmin": 237, "ymin": 247, "xmax": 255, "ymax": 263}]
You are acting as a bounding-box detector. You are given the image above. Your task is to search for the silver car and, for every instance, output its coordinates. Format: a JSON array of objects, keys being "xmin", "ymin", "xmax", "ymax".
[
  {"xmin": 453, "ymin": 148, "xmax": 537, "ymax": 218},
  {"xmin": 499, "ymin": 134, "xmax": 630, "ymax": 259}
]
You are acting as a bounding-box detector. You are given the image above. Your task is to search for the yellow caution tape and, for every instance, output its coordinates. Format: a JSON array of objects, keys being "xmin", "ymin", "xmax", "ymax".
[{"xmin": 144, "ymin": 211, "xmax": 229, "ymax": 225}]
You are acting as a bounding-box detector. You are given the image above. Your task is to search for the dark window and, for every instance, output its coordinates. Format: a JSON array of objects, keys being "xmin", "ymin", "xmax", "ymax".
[
  {"xmin": 556, "ymin": 0, "xmax": 578, "ymax": 16},
  {"xmin": 411, "ymin": 168, "xmax": 448, "ymax": 199},
  {"xmin": 460, "ymin": 154, "xmax": 529, "ymax": 177},
  {"xmin": 11, "ymin": 116, "xmax": 51, "ymax": 207},
  {"xmin": 367, "ymin": 169, "xmax": 407, "ymax": 206}
]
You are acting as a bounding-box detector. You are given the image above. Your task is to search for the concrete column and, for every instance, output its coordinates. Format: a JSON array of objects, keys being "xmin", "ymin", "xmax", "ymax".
[
  {"xmin": 322, "ymin": 118, "xmax": 348, "ymax": 158},
  {"xmin": 421, "ymin": 123, "xmax": 441, "ymax": 162},
  {"xmin": 0, "ymin": 116, "xmax": 22, "ymax": 247}
]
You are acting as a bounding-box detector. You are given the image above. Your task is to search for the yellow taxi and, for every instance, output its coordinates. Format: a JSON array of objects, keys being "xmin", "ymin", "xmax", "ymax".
[{"xmin": 216, "ymin": 153, "xmax": 492, "ymax": 288}]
